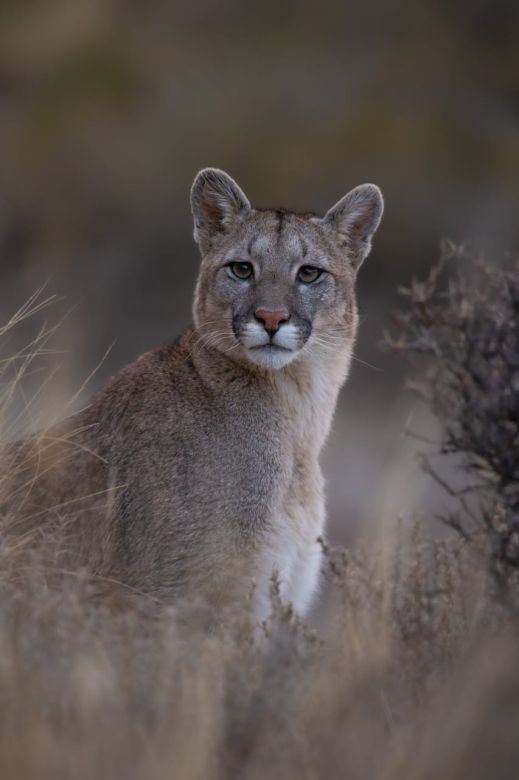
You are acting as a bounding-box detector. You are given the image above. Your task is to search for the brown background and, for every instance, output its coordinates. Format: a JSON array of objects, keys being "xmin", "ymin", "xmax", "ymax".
[{"xmin": 1, "ymin": 0, "xmax": 518, "ymax": 542}]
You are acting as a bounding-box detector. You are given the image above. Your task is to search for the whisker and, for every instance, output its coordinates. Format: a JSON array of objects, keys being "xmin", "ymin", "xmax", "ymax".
[
  {"xmin": 184, "ymin": 329, "xmax": 237, "ymax": 361},
  {"xmin": 350, "ymin": 355, "xmax": 383, "ymax": 372},
  {"xmin": 310, "ymin": 335, "xmax": 383, "ymax": 372}
]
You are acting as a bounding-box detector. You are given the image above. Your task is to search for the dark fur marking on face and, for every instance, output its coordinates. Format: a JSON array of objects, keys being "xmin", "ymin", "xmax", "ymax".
[
  {"xmin": 276, "ymin": 210, "xmax": 285, "ymax": 238},
  {"xmin": 231, "ymin": 313, "xmax": 241, "ymax": 339}
]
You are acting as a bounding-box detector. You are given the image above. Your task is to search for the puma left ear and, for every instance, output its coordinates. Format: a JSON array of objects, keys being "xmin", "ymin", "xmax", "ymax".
[
  {"xmin": 191, "ymin": 168, "xmax": 251, "ymax": 255},
  {"xmin": 323, "ymin": 184, "xmax": 384, "ymax": 271}
]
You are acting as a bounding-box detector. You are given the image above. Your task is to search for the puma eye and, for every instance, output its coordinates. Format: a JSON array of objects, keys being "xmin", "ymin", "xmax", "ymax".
[
  {"xmin": 297, "ymin": 265, "xmax": 322, "ymax": 284},
  {"xmin": 229, "ymin": 261, "xmax": 254, "ymax": 280}
]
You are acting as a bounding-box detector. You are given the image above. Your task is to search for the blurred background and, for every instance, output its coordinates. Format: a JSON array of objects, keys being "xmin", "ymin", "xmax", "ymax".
[{"xmin": 1, "ymin": 0, "xmax": 518, "ymax": 543}]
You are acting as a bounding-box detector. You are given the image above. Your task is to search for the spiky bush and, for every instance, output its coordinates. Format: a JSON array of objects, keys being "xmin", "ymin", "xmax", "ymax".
[{"xmin": 384, "ymin": 243, "xmax": 519, "ymax": 594}]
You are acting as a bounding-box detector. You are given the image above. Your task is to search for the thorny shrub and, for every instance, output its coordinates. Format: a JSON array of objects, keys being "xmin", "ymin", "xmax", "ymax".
[{"xmin": 384, "ymin": 242, "xmax": 519, "ymax": 595}]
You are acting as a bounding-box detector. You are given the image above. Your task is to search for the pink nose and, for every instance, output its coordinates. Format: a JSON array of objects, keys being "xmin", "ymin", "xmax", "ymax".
[{"xmin": 255, "ymin": 309, "xmax": 290, "ymax": 334}]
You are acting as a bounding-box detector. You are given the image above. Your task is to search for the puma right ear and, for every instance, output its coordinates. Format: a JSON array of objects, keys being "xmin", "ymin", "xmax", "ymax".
[
  {"xmin": 190, "ymin": 168, "xmax": 251, "ymax": 255},
  {"xmin": 323, "ymin": 184, "xmax": 384, "ymax": 271}
]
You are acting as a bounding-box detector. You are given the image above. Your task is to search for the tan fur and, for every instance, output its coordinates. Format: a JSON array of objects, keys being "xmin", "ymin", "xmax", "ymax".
[{"xmin": 0, "ymin": 169, "xmax": 383, "ymax": 619}]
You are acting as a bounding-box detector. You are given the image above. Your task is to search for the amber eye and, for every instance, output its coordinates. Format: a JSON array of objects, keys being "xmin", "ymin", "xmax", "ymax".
[
  {"xmin": 297, "ymin": 265, "xmax": 322, "ymax": 284},
  {"xmin": 229, "ymin": 261, "xmax": 254, "ymax": 280}
]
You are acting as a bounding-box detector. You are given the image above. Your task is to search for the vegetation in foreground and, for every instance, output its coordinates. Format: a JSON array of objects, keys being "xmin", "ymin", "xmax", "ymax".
[{"xmin": 0, "ymin": 246, "xmax": 518, "ymax": 780}]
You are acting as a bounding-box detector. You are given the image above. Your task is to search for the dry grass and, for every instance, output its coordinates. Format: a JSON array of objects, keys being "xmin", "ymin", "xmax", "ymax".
[
  {"xmin": 1, "ymin": 521, "xmax": 518, "ymax": 780},
  {"xmin": 1, "ymin": 275, "xmax": 519, "ymax": 780}
]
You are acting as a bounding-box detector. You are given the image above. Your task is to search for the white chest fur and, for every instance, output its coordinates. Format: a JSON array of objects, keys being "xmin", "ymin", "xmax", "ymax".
[
  {"xmin": 253, "ymin": 346, "xmax": 351, "ymax": 620},
  {"xmin": 254, "ymin": 474, "xmax": 325, "ymax": 621}
]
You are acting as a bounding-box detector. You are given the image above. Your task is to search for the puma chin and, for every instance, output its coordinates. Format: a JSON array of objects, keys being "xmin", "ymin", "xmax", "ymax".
[{"xmin": 238, "ymin": 324, "xmax": 306, "ymax": 369}]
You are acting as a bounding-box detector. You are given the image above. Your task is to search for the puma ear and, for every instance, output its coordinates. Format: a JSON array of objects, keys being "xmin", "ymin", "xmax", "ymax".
[
  {"xmin": 323, "ymin": 184, "xmax": 384, "ymax": 271},
  {"xmin": 190, "ymin": 168, "xmax": 251, "ymax": 254}
]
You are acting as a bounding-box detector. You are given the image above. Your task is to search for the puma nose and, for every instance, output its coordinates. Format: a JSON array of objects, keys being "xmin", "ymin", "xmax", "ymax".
[{"xmin": 254, "ymin": 309, "xmax": 290, "ymax": 334}]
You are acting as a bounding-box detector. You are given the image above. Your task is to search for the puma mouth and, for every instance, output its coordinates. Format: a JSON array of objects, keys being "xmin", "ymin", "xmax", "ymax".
[
  {"xmin": 243, "ymin": 341, "xmax": 299, "ymax": 369},
  {"xmin": 249, "ymin": 344, "xmax": 293, "ymax": 353}
]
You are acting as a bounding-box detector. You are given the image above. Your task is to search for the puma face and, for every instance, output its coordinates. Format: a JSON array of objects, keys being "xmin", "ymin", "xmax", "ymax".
[{"xmin": 190, "ymin": 168, "xmax": 383, "ymax": 371}]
